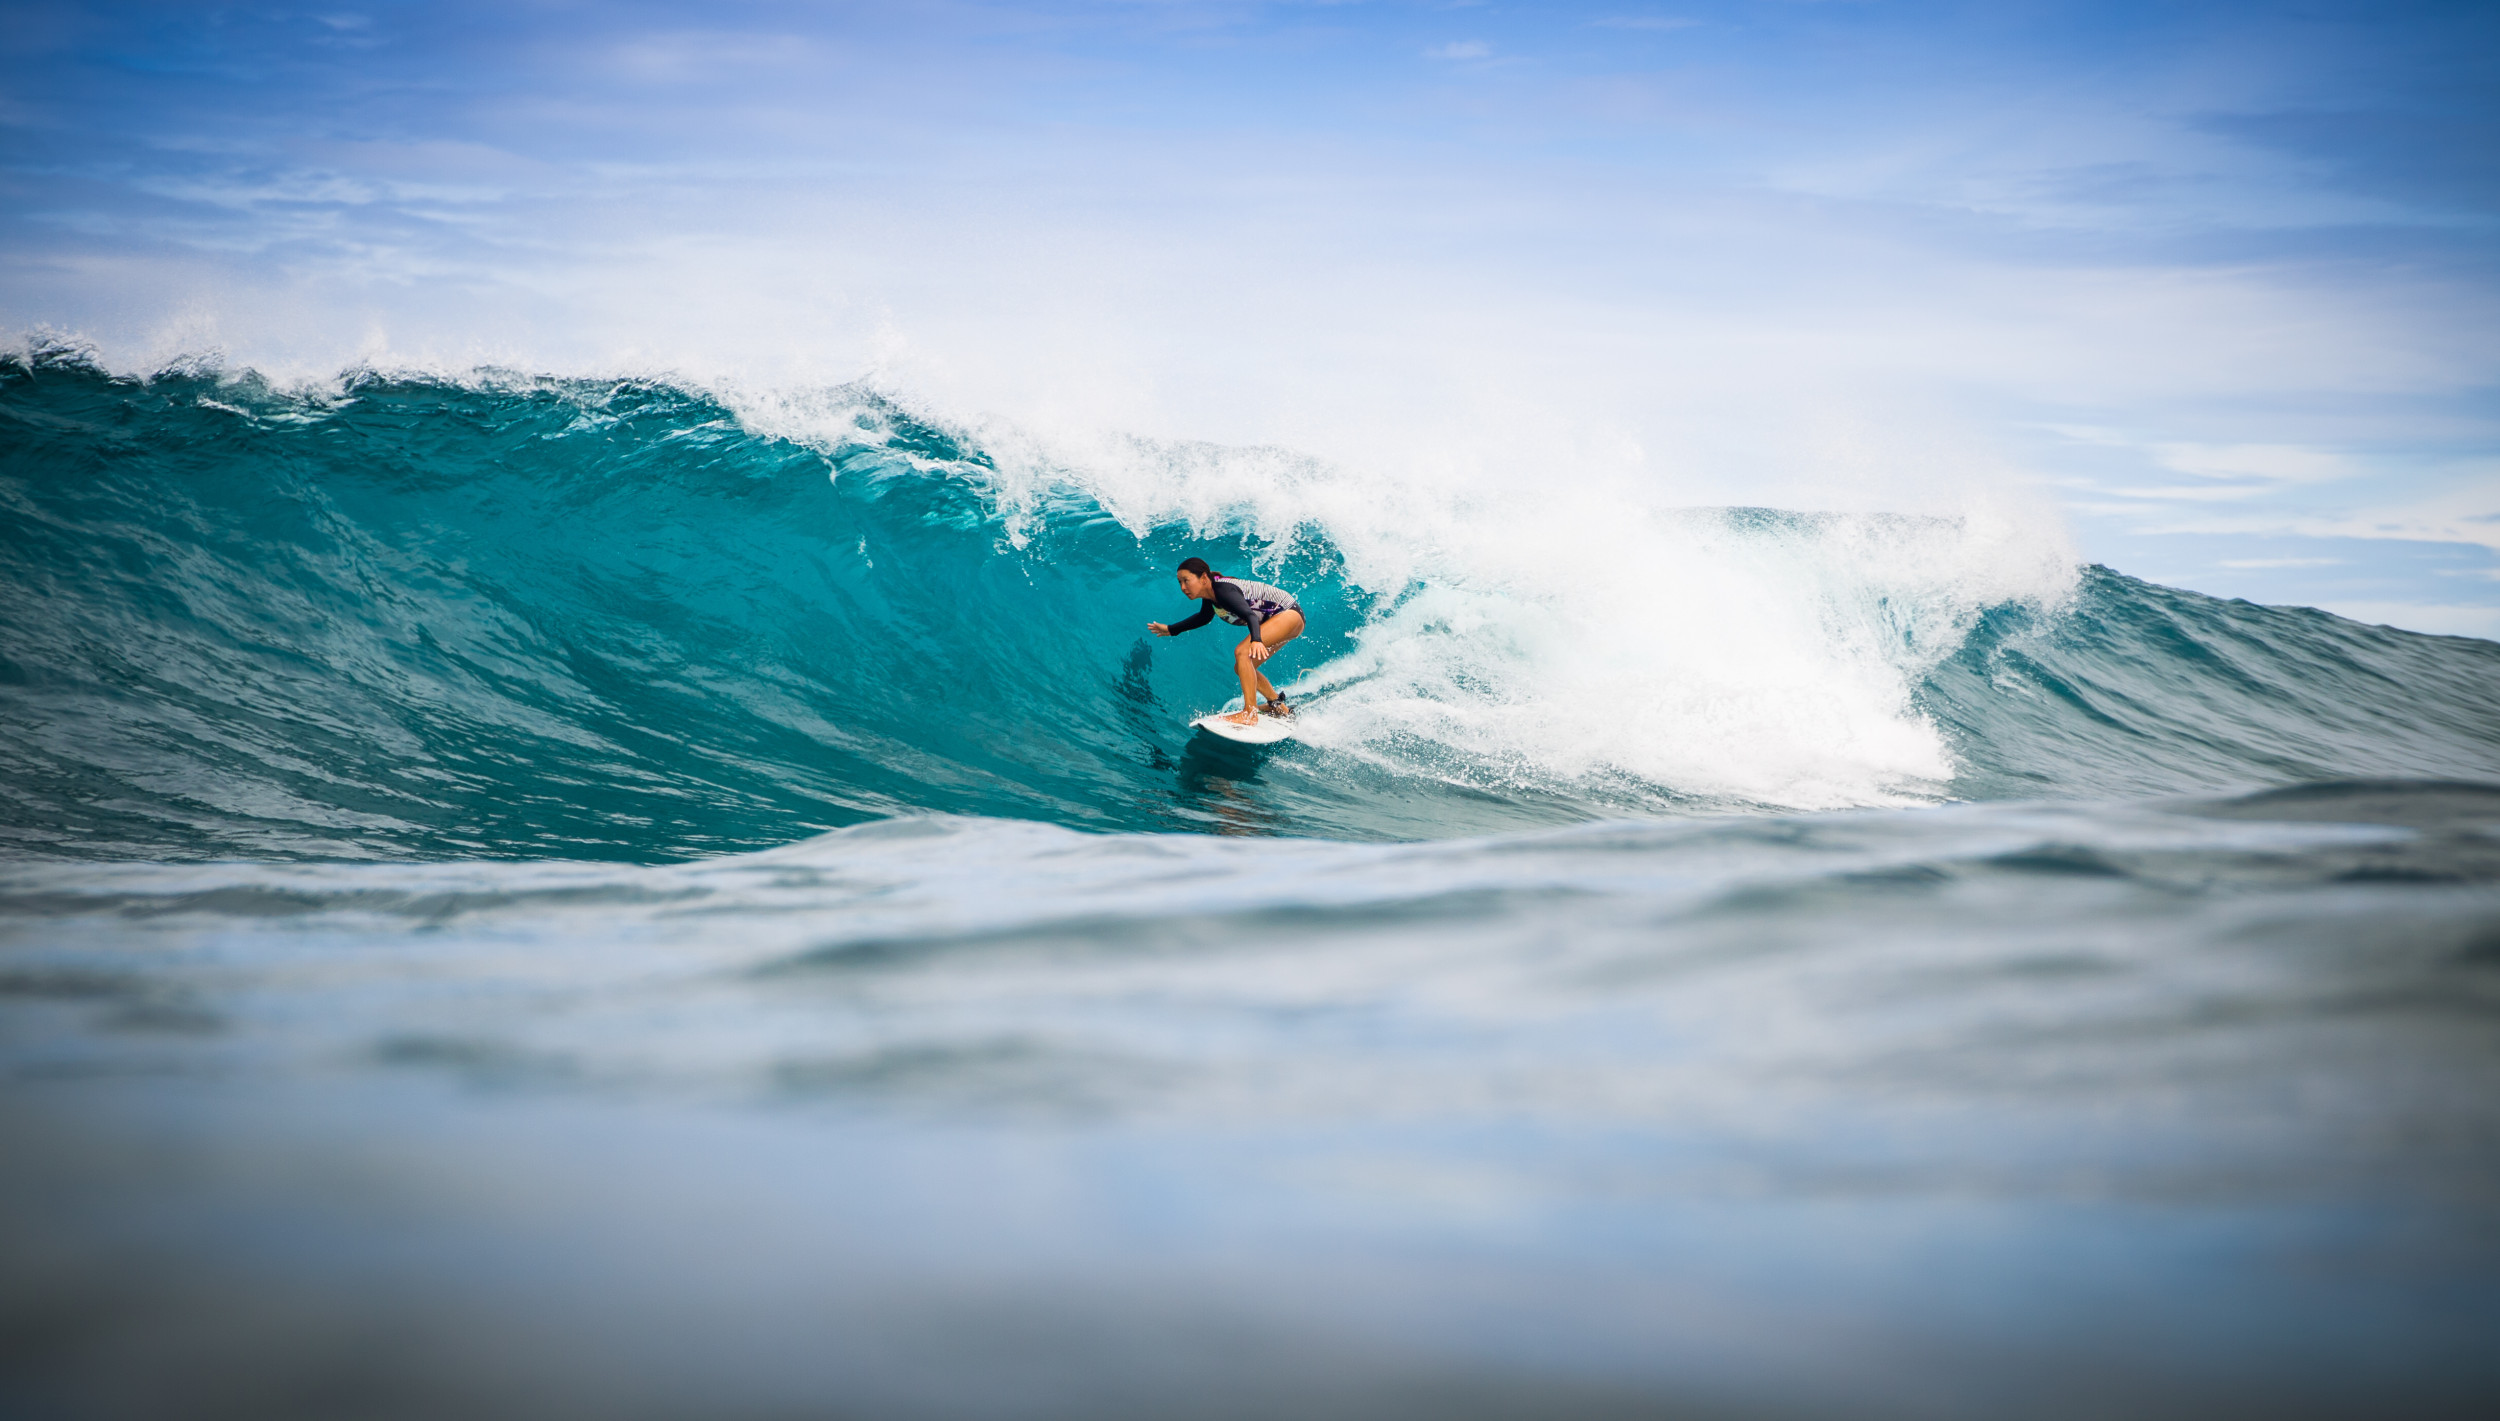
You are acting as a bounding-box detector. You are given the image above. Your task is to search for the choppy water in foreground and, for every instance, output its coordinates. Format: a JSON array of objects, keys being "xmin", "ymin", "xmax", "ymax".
[{"xmin": 4, "ymin": 353, "xmax": 2499, "ymax": 1418}]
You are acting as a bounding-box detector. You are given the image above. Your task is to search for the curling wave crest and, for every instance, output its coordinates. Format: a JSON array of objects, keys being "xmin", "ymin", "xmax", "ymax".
[{"xmin": 4, "ymin": 347, "xmax": 2496, "ymax": 860}]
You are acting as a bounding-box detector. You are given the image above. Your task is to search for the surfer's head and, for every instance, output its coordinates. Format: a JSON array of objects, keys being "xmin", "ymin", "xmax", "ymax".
[{"xmin": 1175, "ymin": 557, "xmax": 1216, "ymax": 600}]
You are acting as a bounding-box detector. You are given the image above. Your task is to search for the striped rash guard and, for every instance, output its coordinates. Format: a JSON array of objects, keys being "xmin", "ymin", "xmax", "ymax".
[{"xmin": 1165, "ymin": 575, "xmax": 1301, "ymax": 642}]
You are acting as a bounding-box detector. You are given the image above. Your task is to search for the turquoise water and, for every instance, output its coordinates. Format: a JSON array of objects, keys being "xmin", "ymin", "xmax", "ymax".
[
  {"xmin": 4, "ymin": 354, "xmax": 2493, "ymax": 856},
  {"xmin": 4, "ymin": 349, "xmax": 2499, "ymax": 1418}
]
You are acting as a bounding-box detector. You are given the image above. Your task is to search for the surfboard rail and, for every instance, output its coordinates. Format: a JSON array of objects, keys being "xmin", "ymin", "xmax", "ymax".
[{"xmin": 1190, "ymin": 709, "xmax": 1296, "ymax": 745}]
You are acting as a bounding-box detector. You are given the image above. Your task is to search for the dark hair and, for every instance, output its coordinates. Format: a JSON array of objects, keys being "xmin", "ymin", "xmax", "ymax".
[{"xmin": 1176, "ymin": 557, "xmax": 1214, "ymax": 578}]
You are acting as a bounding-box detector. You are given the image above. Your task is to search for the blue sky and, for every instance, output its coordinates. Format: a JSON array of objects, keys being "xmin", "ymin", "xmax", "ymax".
[{"xmin": 4, "ymin": 1, "xmax": 2495, "ymax": 635}]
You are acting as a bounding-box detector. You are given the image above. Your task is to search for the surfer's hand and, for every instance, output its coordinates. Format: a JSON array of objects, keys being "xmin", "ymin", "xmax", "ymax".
[
  {"xmin": 1148, "ymin": 623, "xmax": 1168, "ymax": 636},
  {"xmin": 1247, "ymin": 642, "xmax": 1270, "ymax": 663}
]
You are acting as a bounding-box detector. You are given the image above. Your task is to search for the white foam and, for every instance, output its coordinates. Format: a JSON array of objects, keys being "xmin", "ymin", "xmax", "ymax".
[
  {"xmin": 1287, "ymin": 496, "xmax": 2077, "ymax": 811},
  {"xmin": 727, "ymin": 384, "xmax": 2080, "ymax": 811}
]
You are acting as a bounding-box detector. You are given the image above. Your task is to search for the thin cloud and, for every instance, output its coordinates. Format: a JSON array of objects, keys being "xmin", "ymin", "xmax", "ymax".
[
  {"xmin": 2104, "ymin": 485, "xmax": 2280, "ymax": 503},
  {"xmin": 2121, "ymin": 485, "xmax": 2500, "ymax": 554},
  {"xmin": 2155, "ymin": 443, "xmax": 2357, "ymax": 485},
  {"xmin": 1590, "ymin": 16, "xmax": 1702, "ymax": 32},
  {"xmin": 2316, "ymin": 602, "xmax": 2500, "ymax": 639}
]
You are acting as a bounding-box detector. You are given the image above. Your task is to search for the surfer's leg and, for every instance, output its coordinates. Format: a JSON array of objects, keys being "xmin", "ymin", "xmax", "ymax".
[
  {"xmin": 1243, "ymin": 610, "xmax": 1305, "ymax": 717},
  {"xmin": 1231, "ymin": 639, "xmax": 1264, "ymax": 720}
]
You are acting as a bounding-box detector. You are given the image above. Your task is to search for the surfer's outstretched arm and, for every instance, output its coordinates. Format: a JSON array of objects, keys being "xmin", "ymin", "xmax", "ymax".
[{"xmin": 1150, "ymin": 601, "xmax": 1214, "ymax": 637}]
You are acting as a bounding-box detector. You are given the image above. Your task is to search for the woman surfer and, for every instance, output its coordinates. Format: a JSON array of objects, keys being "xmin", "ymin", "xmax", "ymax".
[{"xmin": 1148, "ymin": 558, "xmax": 1306, "ymax": 726}]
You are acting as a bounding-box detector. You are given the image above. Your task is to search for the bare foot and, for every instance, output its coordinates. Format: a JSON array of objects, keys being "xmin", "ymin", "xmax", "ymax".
[
  {"xmin": 1224, "ymin": 710, "xmax": 1261, "ymax": 726},
  {"xmin": 1264, "ymin": 700, "xmax": 1292, "ymax": 717}
]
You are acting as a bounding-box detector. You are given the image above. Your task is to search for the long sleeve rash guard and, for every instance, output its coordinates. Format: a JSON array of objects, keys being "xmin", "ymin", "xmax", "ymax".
[{"xmin": 1165, "ymin": 579, "xmax": 1267, "ymax": 642}]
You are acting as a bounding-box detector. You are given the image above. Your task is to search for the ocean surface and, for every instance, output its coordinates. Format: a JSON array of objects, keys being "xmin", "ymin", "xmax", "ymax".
[{"xmin": 4, "ymin": 346, "xmax": 2498, "ymax": 1419}]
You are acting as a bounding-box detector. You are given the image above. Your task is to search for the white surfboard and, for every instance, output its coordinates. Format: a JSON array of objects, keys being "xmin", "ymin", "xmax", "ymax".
[{"xmin": 1191, "ymin": 708, "xmax": 1297, "ymax": 745}]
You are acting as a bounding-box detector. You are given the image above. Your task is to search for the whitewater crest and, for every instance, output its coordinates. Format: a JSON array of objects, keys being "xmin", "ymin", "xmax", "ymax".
[
  {"xmin": 3, "ymin": 348, "xmax": 2496, "ymax": 859},
  {"xmin": 724, "ymin": 378, "xmax": 2084, "ymax": 812}
]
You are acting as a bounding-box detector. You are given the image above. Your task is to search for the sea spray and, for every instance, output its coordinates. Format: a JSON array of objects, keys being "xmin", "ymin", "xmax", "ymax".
[{"xmin": 730, "ymin": 379, "xmax": 2084, "ymax": 810}]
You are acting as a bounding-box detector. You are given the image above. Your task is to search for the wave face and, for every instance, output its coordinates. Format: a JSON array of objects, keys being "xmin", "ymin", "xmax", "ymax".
[{"xmin": 4, "ymin": 350, "xmax": 2497, "ymax": 860}]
